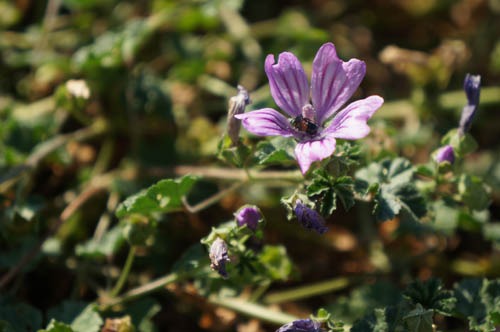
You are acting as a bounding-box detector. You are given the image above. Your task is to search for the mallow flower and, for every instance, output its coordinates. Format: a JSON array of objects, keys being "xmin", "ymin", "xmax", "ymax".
[
  {"xmin": 276, "ymin": 319, "xmax": 323, "ymax": 332},
  {"xmin": 236, "ymin": 42, "xmax": 384, "ymax": 173}
]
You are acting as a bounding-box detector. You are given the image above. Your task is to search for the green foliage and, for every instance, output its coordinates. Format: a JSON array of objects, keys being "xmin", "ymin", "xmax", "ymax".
[
  {"xmin": 458, "ymin": 174, "xmax": 491, "ymax": 211},
  {"xmin": 403, "ymin": 278, "xmax": 455, "ymax": 316},
  {"xmin": 1, "ymin": 0, "xmax": 499, "ymax": 331},
  {"xmin": 39, "ymin": 320, "xmax": 74, "ymax": 332},
  {"xmin": 356, "ymin": 158, "xmax": 427, "ymax": 223},
  {"xmin": 0, "ymin": 300, "xmax": 42, "ymax": 332},
  {"xmin": 75, "ymin": 225, "xmax": 125, "ymax": 259},
  {"xmin": 453, "ymin": 279, "xmax": 500, "ymax": 331},
  {"xmin": 307, "ymin": 170, "xmax": 355, "ymax": 216},
  {"xmin": 254, "ymin": 136, "xmax": 295, "ymax": 166},
  {"xmin": 47, "ymin": 302, "xmax": 102, "ymax": 332},
  {"xmin": 116, "ymin": 176, "xmax": 198, "ymax": 218}
]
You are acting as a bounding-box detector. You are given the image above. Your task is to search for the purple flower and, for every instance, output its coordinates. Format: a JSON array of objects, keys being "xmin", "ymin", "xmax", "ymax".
[
  {"xmin": 236, "ymin": 43, "xmax": 384, "ymax": 173},
  {"xmin": 458, "ymin": 74, "xmax": 481, "ymax": 135},
  {"xmin": 434, "ymin": 145, "xmax": 455, "ymax": 165},
  {"xmin": 235, "ymin": 205, "xmax": 262, "ymax": 231},
  {"xmin": 294, "ymin": 200, "xmax": 328, "ymax": 234},
  {"xmin": 276, "ymin": 319, "xmax": 322, "ymax": 332},
  {"xmin": 209, "ymin": 238, "xmax": 230, "ymax": 278}
]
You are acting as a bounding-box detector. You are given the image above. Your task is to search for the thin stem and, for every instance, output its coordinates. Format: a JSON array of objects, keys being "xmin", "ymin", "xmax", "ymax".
[
  {"xmin": 110, "ymin": 246, "xmax": 137, "ymax": 297},
  {"xmin": 183, "ymin": 182, "xmax": 244, "ymax": 213},
  {"xmin": 208, "ymin": 296, "xmax": 298, "ymax": 325},
  {"xmin": 101, "ymin": 272, "xmax": 185, "ymax": 309},
  {"xmin": 263, "ymin": 277, "xmax": 351, "ymax": 304},
  {"xmin": 173, "ymin": 165, "xmax": 303, "ymax": 182}
]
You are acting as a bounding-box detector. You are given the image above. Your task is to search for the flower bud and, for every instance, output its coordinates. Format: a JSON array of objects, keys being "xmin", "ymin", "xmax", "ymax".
[
  {"xmin": 458, "ymin": 74, "xmax": 481, "ymax": 135},
  {"xmin": 235, "ymin": 205, "xmax": 262, "ymax": 231},
  {"xmin": 209, "ymin": 238, "xmax": 230, "ymax": 278},
  {"xmin": 434, "ymin": 145, "xmax": 455, "ymax": 165},
  {"xmin": 226, "ymin": 85, "xmax": 250, "ymax": 146},
  {"xmin": 276, "ymin": 319, "xmax": 322, "ymax": 332},
  {"xmin": 294, "ymin": 200, "xmax": 328, "ymax": 234}
]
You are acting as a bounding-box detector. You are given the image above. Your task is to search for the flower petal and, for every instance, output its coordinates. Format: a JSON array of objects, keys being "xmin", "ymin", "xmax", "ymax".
[
  {"xmin": 311, "ymin": 43, "xmax": 366, "ymax": 124},
  {"xmin": 265, "ymin": 52, "xmax": 309, "ymax": 117},
  {"xmin": 294, "ymin": 136, "xmax": 336, "ymax": 174},
  {"xmin": 324, "ymin": 95, "xmax": 383, "ymax": 140},
  {"xmin": 235, "ymin": 108, "xmax": 294, "ymax": 137}
]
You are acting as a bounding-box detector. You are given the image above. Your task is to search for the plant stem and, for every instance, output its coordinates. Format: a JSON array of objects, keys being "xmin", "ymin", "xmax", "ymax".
[
  {"xmin": 262, "ymin": 277, "xmax": 351, "ymax": 304},
  {"xmin": 110, "ymin": 246, "xmax": 137, "ymax": 297},
  {"xmin": 208, "ymin": 296, "xmax": 298, "ymax": 325},
  {"xmin": 101, "ymin": 271, "xmax": 184, "ymax": 309}
]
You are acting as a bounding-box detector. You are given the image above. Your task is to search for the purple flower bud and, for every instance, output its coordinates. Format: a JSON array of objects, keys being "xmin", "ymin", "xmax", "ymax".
[
  {"xmin": 209, "ymin": 238, "xmax": 230, "ymax": 278},
  {"xmin": 294, "ymin": 200, "xmax": 328, "ymax": 234},
  {"xmin": 276, "ymin": 319, "xmax": 323, "ymax": 332},
  {"xmin": 226, "ymin": 85, "xmax": 251, "ymax": 146},
  {"xmin": 235, "ymin": 205, "xmax": 262, "ymax": 231},
  {"xmin": 434, "ymin": 145, "xmax": 455, "ymax": 165},
  {"xmin": 458, "ymin": 74, "xmax": 481, "ymax": 135}
]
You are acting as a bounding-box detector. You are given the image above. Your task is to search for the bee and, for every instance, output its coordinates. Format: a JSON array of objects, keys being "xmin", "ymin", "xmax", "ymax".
[{"xmin": 291, "ymin": 115, "xmax": 319, "ymax": 135}]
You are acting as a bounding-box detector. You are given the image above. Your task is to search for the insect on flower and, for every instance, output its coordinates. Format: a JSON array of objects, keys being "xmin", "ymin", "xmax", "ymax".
[
  {"xmin": 236, "ymin": 42, "xmax": 384, "ymax": 174},
  {"xmin": 290, "ymin": 115, "xmax": 319, "ymax": 136}
]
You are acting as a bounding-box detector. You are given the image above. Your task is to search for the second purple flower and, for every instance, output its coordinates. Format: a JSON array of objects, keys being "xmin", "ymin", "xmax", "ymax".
[{"xmin": 236, "ymin": 42, "xmax": 384, "ymax": 174}]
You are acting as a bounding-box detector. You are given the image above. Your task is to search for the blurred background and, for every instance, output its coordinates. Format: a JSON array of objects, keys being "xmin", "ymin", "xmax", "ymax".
[{"xmin": 1, "ymin": 0, "xmax": 499, "ymax": 331}]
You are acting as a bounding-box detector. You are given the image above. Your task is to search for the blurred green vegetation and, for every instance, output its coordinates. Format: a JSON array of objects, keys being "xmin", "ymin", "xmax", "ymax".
[{"xmin": 1, "ymin": 0, "xmax": 500, "ymax": 331}]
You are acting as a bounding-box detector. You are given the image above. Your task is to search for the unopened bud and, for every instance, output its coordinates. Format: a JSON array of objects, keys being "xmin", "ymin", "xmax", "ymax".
[
  {"xmin": 276, "ymin": 319, "xmax": 322, "ymax": 332},
  {"xmin": 235, "ymin": 205, "xmax": 262, "ymax": 231},
  {"xmin": 434, "ymin": 145, "xmax": 455, "ymax": 165},
  {"xmin": 227, "ymin": 85, "xmax": 250, "ymax": 146},
  {"xmin": 294, "ymin": 200, "xmax": 328, "ymax": 234},
  {"xmin": 209, "ymin": 238, "xmax": 230, "ymax": 278},
  {"xmin": 458, "ymin": 74, "xmax": 481, "ymax": 135}
]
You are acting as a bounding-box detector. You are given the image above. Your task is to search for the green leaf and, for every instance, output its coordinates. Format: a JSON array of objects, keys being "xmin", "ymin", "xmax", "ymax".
[
  {"xmin": 454, "ymin": 278, "xmax": 500, "ymax": 331},
  {"xmin": 254, "ymin": 136, "xmax": 295, "ymax": 165},
  {"xmin": 125, "ymin": 298, "xmax": 161, "ymax": 332},
  {"xmin": 258, "ymin": 245, "xmax": 293, "ymax": 281},
  {"xmin": 356, "ymin": 158, "xmax": 427, "ymax": 222},
  {"xmin": 75, "ymin": 225, "xmax": 125, "ymax": 259},
  {"xmin": 431, "ymin": 201, "xmax": 459, "ymax": 235},
  {"xmin": 442, "ymin": 129, "xmax": 478, "ymax": 156},
  {"xmin": 0, "ymin": 300, "xmax": 42, "ymax": 332},
  {"xmin": 39, "ymin": 320, "xmax": 74, "ymax": 332},
  {"xmin": 70, "ymin": 305, "xmax": 102, "ymax": 332},
  {"xmin": 47, "ymin": 302, "xmax": 102, "ymax": 332},
  {"xmin": 351, "ymin": 308, "xmax": 390, "ymax": 332},
  {"xmin": 403, "ymin": 278, "xmax": 455, "ymax": 316},
  {"xmin": 458, "ymin": 174, "xmax": 491, "ymax": 211},
  {"xmin": 402, "ymin": 304, "xmax": 434, "ymax": 332},
  {"xmin": 116, "ymin": 175, "xmax": 198, "ymax": 218},
  {"xmin": 307, "ymin": 170, "xmax": 356, "ymax": 216},
  {"xmin": 217, "ymin": 135, "xmax": 251, "ymax": 167}
]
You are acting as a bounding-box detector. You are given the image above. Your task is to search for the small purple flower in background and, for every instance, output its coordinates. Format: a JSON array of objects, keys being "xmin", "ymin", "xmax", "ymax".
[
  {"xmin": 236, "ymin": 42, "xmax": 384, "ymax": 174},
  {"xmin": 294, "ymin": 200, "xmax": 328, "ymax": 234},
  {"xmin": 276, "ymin": 319, "xmax": 323, "ymax": 332},
  {"xmin": 209, "ymin": 238, "xmax": 230, "ymax": 278},
  {"xmin": 434, "ymin": 145, "xmax": 455, "ymax": 165},
  {"xmin": 235, "ymin": 205, "xmax": 262, "ymax": 231},
  {"xmin": 458, "ymin": 74, "xmax": 481, "ymax": 135}
]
